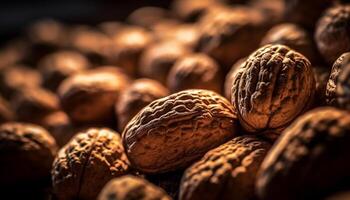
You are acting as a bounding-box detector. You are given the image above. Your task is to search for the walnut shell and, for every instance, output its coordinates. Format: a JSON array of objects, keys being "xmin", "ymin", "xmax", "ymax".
[
  {"xmin": 116, "ymin": 78, "xmax": 169, "ymax": 132},
  {"xmin": 180, "ymin": 136, "xmax": 271, "ymax": 200},
  {"xmin": 0, "ymin": 122, "xmax": 57, "ymax": 187},
  {"xmin": 98, "ymin": 175, "xmax": 172, "ymax": 200},
  {"xmin": 224, "ymin": 57, "xmax": 246, "ymax": 101},
  {"xmin": 52, "ymin": 128, "xmax": 130, "ymax": 200},
  {"xmin": 315, "ymin": 4, "xmax": 350, "ymax": 64},
  {"xmin": 58, "ymin": 67, "xmax": 129, "ymax": 124},
  {"xmin": 38, "ymin": 51, "xmax": 90, "ymax": 91},
  {"xmin": 123, "ymin": 89, "xmax": 238, "ymax": 174},
  {"xmin": 231, "ymin": 44, "xmax": 315, "ymax": 133},
  {"xmin": 313, "ymin": 66, "xmax": 330, "ymax": 107},
  {"xmin": 256, "ymin": 107, "xmax": 350, "ymax": 200},
  {"xmin": 167, "ymin": 53, "xmax": 222, "ymax": 94}
]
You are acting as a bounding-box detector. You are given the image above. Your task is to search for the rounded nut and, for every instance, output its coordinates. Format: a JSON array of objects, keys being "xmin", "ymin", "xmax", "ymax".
[
  {"xmin": 123, "ymin": 89, "xmax": 238, "ymax": 174},
  {"xmin": 140, "ymin": 41, "xmax": 190, "ymax": 84},
  {"xmin": 224, "ymin": 57, "xmax": 246, "ymax": 101},
  {"xmin": 98, "ymin": 175, "xmax": 172, "ymax": 200},
  {"xmin": 38, "ymin": 50, "xmax": 90, "ymax": 91},
  {"xmin": 52, "ymin": 128, "xmax": 130, "ymax": 200},
  {"xmin": 231, "ymin": 44, "xmax": 315, "ymax": 133},
  {"xmin": 0, "ymin": 122, "xmax": 57, "ymax": 187},
  {"xmin": 315, "ymin": 4, "xmax": 350, "ymax": 64},
  {"xmin": 180, "ymin": 136, "xmax": 271, "ymax": 200},
  {"xmin": 127, "ymin": 7, "xmax": 170, "ymax": 28},
  {"xmin": 256, "ymin": 107, "xmax": 350, "ymax": 200},
  {"xmin": 116, "ymin": 78, "xmax": 169, "ymax": 132},
  {"xmin": 171, "ymin": 0, "xmax": 221, "ymax": 22},
  {"xmin": 167, "ymin": 53, "xmax": 222, "ymax": 94},
  {"xmin": 58, "ymin": 67, "xmax": 129, "ymax": 124}
]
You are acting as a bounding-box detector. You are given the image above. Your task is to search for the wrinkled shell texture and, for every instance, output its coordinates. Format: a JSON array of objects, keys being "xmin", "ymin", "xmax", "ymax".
[
  {"xmin": 315, "ymin": 5, "xmax": 350, "ymax": 64},
  {"xmin": 224, "ymin": 57, "xmax": 246, "ymax": 101},
  {"xmin": 123, "ymin": 89, "xmax": 237, "ymax": 174},
  {"xmin": 98, "ymin": 175, "xmax": 172, "ymax": 200},
  {"xmin": 167, "ymin": 53, "xmax": 222, "ymax": 93},
  {"xmin": 58, "ymin": 68, "xmax": 129, "ymax": 123},
  {"xmin": 0, "ymin": 122, "xmax": 57, "ymax": 186},
  {"xmin": 313, "ymin": 66, "xmax": 330, "ymax": 106},
  {"xmin": 256, "ymin": 108, "xmax": 350, "ymax": 200},
  {"xmin": 116, "ymin": 79, "xmax": 169, "ymax": 132},
  {"xmin": 326, "ymin": 53, "xmax": 350, "ymax": 106},
  {"xmin": 52, "ymin": 128, "xmax": 130, "ymax": 200},
  {"xmin": 180, "ymin": 136, "xmax": 270, "ymax": 200},
  {"xmin": 336, "ymin": 57, "xmax": 350, "ymax": 110},
  {"xmin": 232, "ymin": 44, "xmax": 315, "ymax": 133}
]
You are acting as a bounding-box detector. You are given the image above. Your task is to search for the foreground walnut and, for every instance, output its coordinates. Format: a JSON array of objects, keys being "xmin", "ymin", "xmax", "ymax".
[
  {"xmin": 180, "ymin": 136, "xmax": 271, "ymax": 200},
  {"xmin": 0, "ymin": 123, "xmax": 57, "ymax": 187},
  {"xmin": 231, "ymin": 44, "xmax": 315, "ymax": 134},
  {"xmin": 98, "ymin": 175, "xmax": 172, "ymax": 200},
  {"xmin": 52, "ymin": 128, "xmax": 130, "ymax": 200},
  {"xmin": 256, "ymin": 108, "xmax": 350, "ymax": 200},
  {"xmin": 224, "ymin": 57, "xmax": 246, "ymax": 101},
  {"xmin": 116, "ymin": 79, "xmax": 169, "ymax": 132},
  {"xmin": 123, "ymin": 89, "xmax": 237, "ymax": 173},
  {"xmin": 58, "ymin": 67, "xmax": 129, "ymax": 124},
  {"xmin": 315, "ymin": 4, "xmax": 350, "ymax": 64}
]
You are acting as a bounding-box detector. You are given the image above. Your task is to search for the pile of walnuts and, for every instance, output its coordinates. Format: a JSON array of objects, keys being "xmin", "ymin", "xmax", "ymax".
[{"xmin": 2, "ymin": 0, "xmax": 350, "ymax": 199}]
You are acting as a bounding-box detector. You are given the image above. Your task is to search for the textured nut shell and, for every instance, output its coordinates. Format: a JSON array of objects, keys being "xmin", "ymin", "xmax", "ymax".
[
  {"xmin": 116, "ymin": 79, "xmax": 169, "ymax": 132},
  {"xmin": 167, "ymin": 53, "xmax": 222, "ymax": 93},
  {"xmin": 123, "ymin": 89, "xmax": 237, "ymax": 174},
  {"xmin": 336, "ymin": 58, "xmax": 350, "ymax": 110},
  {"xmin": 256, "ymin": 107, "xmax": 350, "ymax": 200},
  {"xmin": 231, "ymin": 44, "xmax": 315, "ymax": 133},
  {"xmin": 180, "ymin": 136, "xmax": 270, "ymax": 200},
  {"xmin": 315, "ymin": 5, "xmax": 350, "ymax": 64},
  {"xmin": 313, "ymin": 66, "xmax": 330, "ymax": 107},
  {"xmin": 224, "ymin": 57, "xmax": 246, "ymax": 101},
  {"xmin": 52, "ymin": 128, "xmax": 130, "ymax": 200},
  {"xmin": 0, "ymin": 122, "xmax": 57, "ymax": 186},
  {"xmin": 98, "ymin": 175, "xmax": 172, "ymax": 200}
]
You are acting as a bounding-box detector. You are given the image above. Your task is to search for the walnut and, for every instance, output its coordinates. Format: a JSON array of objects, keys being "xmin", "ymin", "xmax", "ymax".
[
  {"xmin": 98, "ymin": 175, "xmax": 172, "ymax": 200},
  {"xmin": 180, "ymin": 136, "xmax": 271, "ymax": 200},
  {"xmin": 116, "ymin": 78, "xmax": 169, "ymax": 132},
  {"xmin": 123, "ymin": 89, "xmax": 238, "ymax": 174},
  {"xmin": 231, "ymin": 44, "xmax": 315, "ymax": 134},
  {"xmin": 315, "ymin": 4, "xmax": 350, "ymax": 64},
  {"xmin": 256, "ymin": 107, "xmax": 350, "ymax": 200},
  {"xmin": 167, "ymin": 53, "xmax": 222, "ymax": 94},
  {"xmin": 58, "ymin": 67, "xmax": 129, "ymax": 124},
  {"xmin": 313, "ymin": 66, "xmax": 331, "ymax": 107},
  {"xmin": 52, "ymin": 128, "xmax": 130, "ymax": 200},
  {"xmin": 171, "ymin": 0, "xmax": 222, "ymax": 22},
  {"xmin": 224, "ymin": 57, "xmax": 246, "ymax": 101}
]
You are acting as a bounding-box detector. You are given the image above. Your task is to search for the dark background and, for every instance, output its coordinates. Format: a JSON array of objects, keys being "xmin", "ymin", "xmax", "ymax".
[{"xmin": 0, "ymin": 0, "xmax": 171, "ymax": 43}]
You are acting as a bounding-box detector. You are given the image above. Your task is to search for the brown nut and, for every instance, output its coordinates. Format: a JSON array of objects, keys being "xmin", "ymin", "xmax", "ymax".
[
  {"xmin": 109, "ymin": 27, "xmax": 153, "ymax": 76},
  {"xmin": 0, "ymin": 122, "xmax": 57, "ymax": 187},
  {"xmin": 98, "ymin": 175, "xmax": 172, "ymax": 200},
  {"xmin": 38, "ymin": 51, "xmax": 90, "ymax": 91},
  {"xmin": 326, "ymin": 52, "xmax": 350, "ymax": 106},
  {"xmin": 313, "ymin": 66, "xmax": 330, "ymax": 107},
  {"xmin": 261, "ymin": 23, "xmax": 318, "ymax": 63},
  {"xmin": 0, "ymin": 95, "xmax": 15, "ymax": 123},
  {"xmin": 180, "ymin": 136, "xmax": 271, "ymax": 200},
  {"xmin": 123, "ymin": 89, "xmax": 238, "ymax": 174},
  {"xmin": 97, "ymin": 21, "xmax": 124, "ymax": 37},
  {"xmin": 224, "ymin": 57, "xmax": 246, "ymax": 101},
  {"xmin": 52, "ymin": 128, "xmax": 130, "ymax": 200},
  {"xmin": 139, "ymin": 41, "xmax": 190, "ymax": 84},
  {"xmin": 116, "ymin": 78, "xmax": 169, "ymax": 132},
  {"xmin": 127, "ymin": 7, "xmax": 170, "ymax": 28},
  {"xmin": 256, "ymin": 107, "xmax": 350, "ymax": 200},
  {"xmin": 231, "ymin": 44, "xmax": 315, "ymax": 133},
  {"xmin": 315, "ymin": 4, "xmax": 350, "ymax": 64},
  {"xmin": 249, "ymin": 0, "xmax": 285, "ymax": 25},
  {"xmin": 167, "ymin": 53, "xmax": 222, "ymax": 94},
  {"xmin": 58, "ymin": 67, "xmax": 129, "ymax": 124},
  {"xmin": 171, "ymin": 0, "xmax": 222, "ymax": 22}
]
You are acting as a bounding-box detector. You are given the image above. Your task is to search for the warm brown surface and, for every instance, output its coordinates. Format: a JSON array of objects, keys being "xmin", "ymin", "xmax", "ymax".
[
  {"xmin": 224, "ymin": 57, "xmax": 246, "ymax": 101},
  {"xmin": 123, "ymin": 89, "xmax": 238, "ymax": 173}
]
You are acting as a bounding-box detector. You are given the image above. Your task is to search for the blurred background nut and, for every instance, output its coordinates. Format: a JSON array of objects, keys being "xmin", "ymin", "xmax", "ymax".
[
  {"xmin": 98, "ymin": 175, "xmax": 172, "ymax": 200},
  {"xmin": 0, "ymin": 122, "xmax": 57, "ymax": 187},
  {"xmin": 127, "ymin": 6, "xmax": 171, "ymax": 28},
  {"xmin": 97, "ymin": 21, "xmax": 124, "ymax": 37},
  {"xmin": 261, "ymin": 23, "xmax": 318, "ymax": 64},
  {"xmin": 249, "ymin": 0, "xmax": 285, "ymax": 25},
  {"xmin": 315, "ymin": 4, "xmax": 350, "ymax": 64},
  {"xmin": 116, "ymin": 78, "xmax": 169, "ymax": 132},
  {"xmin": 180, "ymin": 136, "xmax": 271, "ymax": 200},
  {"xmin": 256, "ymin": 107, "xmax": 350, "ymax": 200},
  {"xmin": 232, "ymin": 44, "xmax": 315, "ymax": 134},
  {"xmin": 139, "ymin": 41, "xmax": 190, "ymax": 84},
  {"xmin": 167, "ymin": 53, "xmax": 222, "ymax": 94},
  {"xmin": 38, "ymin": 51, "xmax": 90, "ymax": 92},
  {"xmin": 58, "ymin": 67, "xmax": 129, "ymax": 125},
  {"xmin": 123, "ymin": 89, "xmax": 238, "ymax": 174},
  {"xmin": 52, "ymin": 128, "xmax": 130, "ymax": 200},
  {"xmin": 224, "ymin": 57, "xmax": 246, "ymax": 101},
  {"xmin": 0, "ymin": 95, "xmax": 15, "ymax": 123}
]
